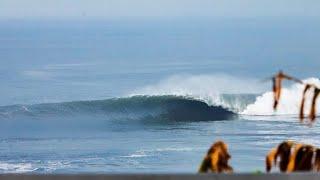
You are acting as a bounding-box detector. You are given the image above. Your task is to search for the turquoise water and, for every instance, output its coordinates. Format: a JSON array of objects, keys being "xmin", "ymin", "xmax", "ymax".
[{"xmin": 0, "ymin": 19, "xmax": 320, "ymax": 173}]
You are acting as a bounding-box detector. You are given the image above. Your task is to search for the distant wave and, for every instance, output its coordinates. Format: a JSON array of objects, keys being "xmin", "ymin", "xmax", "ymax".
[
  {"xmin": 0, "ymin": 95, "xmax": 249, "ymax": 122},
  {"xmin": 1, "ymin": 77, "xmax": 319, "ymax": 128},
  {"xmin": 0, "ymin": 74, "xmax": 263, "ymax": 123},
  {"xmin": 7, "ymin": 77, "xmax": 320, "ymax": 122},
  {"xmin": 5, "ymin": 76, "xmax": 320, "ymax": 123}
]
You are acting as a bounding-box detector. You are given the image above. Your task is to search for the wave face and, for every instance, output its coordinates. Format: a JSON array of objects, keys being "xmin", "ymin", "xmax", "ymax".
[
  {"xmin": 0, "ymin": 95, "xmax": 243, "ymax": 123},
  {"xmin": 242, "ymin": 78, "xmax": 320, "ymax": 116}
]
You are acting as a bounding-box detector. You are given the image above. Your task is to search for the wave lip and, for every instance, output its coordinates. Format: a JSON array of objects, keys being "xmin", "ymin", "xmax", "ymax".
[
  {"xmin": 156, "ymin": 96, "xmax": 236, "ymax": 121},
  {"xmin": 0, "ymin": 95, "xmax": 236, "ymax": 122}
]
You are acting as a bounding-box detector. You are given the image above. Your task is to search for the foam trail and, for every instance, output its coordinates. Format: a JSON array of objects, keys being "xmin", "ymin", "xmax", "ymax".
[
  {"xmin": 131, "ymin": 74, "xmax": 265, "ymax": 112},
  {"xmin": 0, "ymin": 163, "xmax": 36, "ymax": 173},
  {"xmin": 242, "ymin": 78, "xmax": 320, "ymax": 116}
]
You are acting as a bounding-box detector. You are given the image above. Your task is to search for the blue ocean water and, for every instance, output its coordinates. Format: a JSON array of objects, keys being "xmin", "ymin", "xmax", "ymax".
[{"xmin": 0, "ymin": 18, "xmax": 320, "ymax": 173}]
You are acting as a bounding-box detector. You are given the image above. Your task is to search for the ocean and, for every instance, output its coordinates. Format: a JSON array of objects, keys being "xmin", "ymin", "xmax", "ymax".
[{"xmin": 0, "ymin": 18, "xmax": 320, "ymax": 173}]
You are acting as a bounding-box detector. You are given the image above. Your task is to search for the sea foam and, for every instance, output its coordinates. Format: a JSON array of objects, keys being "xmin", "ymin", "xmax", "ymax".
[{"xmin": 242, "ymin": 78, "xmax": 320, "ymax": 116}]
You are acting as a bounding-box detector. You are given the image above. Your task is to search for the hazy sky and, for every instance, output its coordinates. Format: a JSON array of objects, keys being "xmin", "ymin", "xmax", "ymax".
[{"xmin": 1, "ymin": 0, "xmax": 320, "ymax": 20}]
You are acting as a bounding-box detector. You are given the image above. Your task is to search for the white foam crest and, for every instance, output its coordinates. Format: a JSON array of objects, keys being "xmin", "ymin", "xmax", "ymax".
[
  {"xmin": 123, "ymin": 147, "xmax": 205, "ymax": 159},
  {"xmin": 121, "ymin": 151, "xmax": 149, "ymax": 158},
  {"xmin": 131, "ymin": 74, "xmax": 266, "ymax": 112},
  {"xmin": 154, "ymin": 147, "xmax": 195, "ymax": 152},
  {"xmin": 0, "ymin": 162, "xmax": 36, "ymax": 173},
  {"xmin": 242, "ymin": 78, "xmax": 320, "ymax": 116}
]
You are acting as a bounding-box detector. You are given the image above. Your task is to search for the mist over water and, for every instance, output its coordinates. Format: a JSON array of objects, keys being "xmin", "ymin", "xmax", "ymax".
[{"xmin": 0, "ymin": 19, "xmax": 320, "ymax": 173}]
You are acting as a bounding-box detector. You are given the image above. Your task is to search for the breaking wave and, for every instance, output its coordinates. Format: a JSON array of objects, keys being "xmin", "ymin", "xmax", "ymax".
[
  {"xmin": 1, "ymin": 76, "xmax": 318, "ymax": 123},
  {"xmin": 0, "ymin": 95, "xmax": 249, "ymax": 122}
]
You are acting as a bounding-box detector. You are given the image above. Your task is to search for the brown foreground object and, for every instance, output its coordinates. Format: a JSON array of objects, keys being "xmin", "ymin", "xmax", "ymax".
[
  {"xmin": 266, "ymin": 141, "xmax": 320, "ymax": 172},
  {"xmin": 198, "ymin": 141, "xmax": 233, "ymax": 173},
  {"xmin": 272, "ymin": 71, "xmax": 302, "ymax": 110},
  {"xmin": 270, "ymin": 71, "xmax": 320, "ymax": 123},
  {"xmin": 299, "ymin": 84, "xmax": 320, "ymax": 122}
]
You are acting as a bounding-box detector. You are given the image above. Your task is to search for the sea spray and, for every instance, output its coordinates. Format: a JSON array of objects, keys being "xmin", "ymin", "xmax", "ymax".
[
  {"xmin": 242, "ymin": 78, "xmax": 320, "ymax": 116},
  {"xmin": 131, "ymin": 74, "xmax": 264, "ymax": 112}
]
